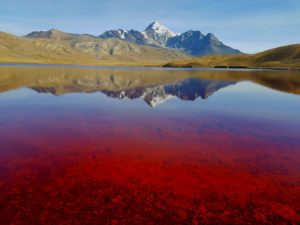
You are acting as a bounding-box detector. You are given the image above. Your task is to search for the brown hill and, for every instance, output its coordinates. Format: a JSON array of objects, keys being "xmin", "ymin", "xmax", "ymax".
[
  {"xmin": 0, "ymin": 30, "xmax": 188, "ymax": 66},
  {"xmin": 25, "ymin": 29, "xmax": 94, "ymax": 41},
  {"xmin": 164, "ymin": 44, "xmax": 300, "ymax": 69}
]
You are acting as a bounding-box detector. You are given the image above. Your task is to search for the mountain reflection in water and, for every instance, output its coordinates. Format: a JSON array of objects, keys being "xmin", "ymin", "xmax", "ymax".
[{"xmin": 0, "ymin": 66, "xmax": 299, "ymax": 107}]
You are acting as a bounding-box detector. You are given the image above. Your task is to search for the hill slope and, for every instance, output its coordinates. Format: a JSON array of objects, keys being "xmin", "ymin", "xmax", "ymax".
[
  {"xmin": 164, "ymin": 44, "xmax": 300, "ymax": 69},
  {"xmin": 0, "ymin": 31, "xmax": 188, "ymax": 66}
]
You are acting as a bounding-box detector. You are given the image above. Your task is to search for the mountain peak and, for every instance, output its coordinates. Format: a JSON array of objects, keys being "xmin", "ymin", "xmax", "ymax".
[
  {"xmin": 48, "ymin": 28, "xmax": 64, "ymax": 34},
  {"xmin": 206, "ymin": 33, "xmax": 218, "ymax": 41},
  {"xmin": 26, "ymin": 29, "xmax": 68, "ymax": 39},
  {"xmin": 145, "ymin": 21, "xmax": 176, "ymax": 37},
  {"xmin": 146, "ymin": 21, "xmax": 162, "ymax": 29},
  {"xmin": 143, "ymin": 21, "xmax": 176, "ymax": 46}
]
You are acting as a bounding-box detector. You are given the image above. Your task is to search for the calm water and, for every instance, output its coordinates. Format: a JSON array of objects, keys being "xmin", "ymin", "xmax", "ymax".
[{"xmin": 0, "ymin": 66, "xmax": 299, "ymax": 224}]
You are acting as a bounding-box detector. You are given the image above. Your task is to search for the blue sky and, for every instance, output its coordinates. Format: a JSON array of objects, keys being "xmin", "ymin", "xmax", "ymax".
[{"xmin": 0, "ymin": 0, "xmax": 299, "ymax": 53}]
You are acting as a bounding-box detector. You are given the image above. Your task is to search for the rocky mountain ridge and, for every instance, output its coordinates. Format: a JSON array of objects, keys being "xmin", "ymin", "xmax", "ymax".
[
  {"xmin": 99, "ymin": 21, "xmax": 241, "ymax": 56},
  {"xmin": 25, "ymin": 21, "xmax": 241, "ymax": 57}
]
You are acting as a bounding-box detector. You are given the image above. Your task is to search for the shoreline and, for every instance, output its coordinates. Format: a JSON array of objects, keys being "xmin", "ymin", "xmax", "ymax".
[
  {"xmin": 163, "ymin": 64, "xmax": 300, "ymax": 71},
  {"xmin": 0, "ymin": 62, "xmax": 299, "ymax": 72}
]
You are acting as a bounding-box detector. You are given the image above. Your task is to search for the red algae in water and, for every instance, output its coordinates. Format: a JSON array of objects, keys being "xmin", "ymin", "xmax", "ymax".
[{"xmin": 0, "ymin": 110, "xmax": 299, "ymax": 224}]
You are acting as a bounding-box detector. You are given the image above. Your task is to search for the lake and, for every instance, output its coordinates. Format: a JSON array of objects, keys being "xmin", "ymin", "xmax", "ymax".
[{"xmin": 0, "ymin": 65, "xmax": 299, "ymax": 224}]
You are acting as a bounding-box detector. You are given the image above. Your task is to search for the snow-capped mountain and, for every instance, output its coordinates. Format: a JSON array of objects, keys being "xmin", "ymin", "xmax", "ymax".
[
  {"xmin": 99, "ymin": 21, "xmax": 176, "ymax": 47},
  {"xmin": 142, "ymin": 21, "xmax": 177, "ymax": 46},
  {"xmin": 98, "ymin": 21, "xmax": 241, "ymax": 56}
]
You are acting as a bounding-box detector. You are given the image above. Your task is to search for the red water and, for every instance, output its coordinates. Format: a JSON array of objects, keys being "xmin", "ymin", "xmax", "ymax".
[{"xmin": 0, "ymin": 107, "xmax": 299, "ymax": 225}]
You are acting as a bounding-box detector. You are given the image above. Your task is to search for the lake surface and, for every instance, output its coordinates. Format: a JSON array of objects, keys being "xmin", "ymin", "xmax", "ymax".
[{"xmin": 0, "ymin": 65, "xmax": 299, "ymax": 224}]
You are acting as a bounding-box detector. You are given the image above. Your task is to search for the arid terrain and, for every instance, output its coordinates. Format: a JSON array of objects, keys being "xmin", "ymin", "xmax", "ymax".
[
  {"xmin": 0, "ymin": 30, "xmax": 188, "ymax": 66},
  {"xmin": 164, "ymin": 44, "xmax": 300, "ymax": 69}
]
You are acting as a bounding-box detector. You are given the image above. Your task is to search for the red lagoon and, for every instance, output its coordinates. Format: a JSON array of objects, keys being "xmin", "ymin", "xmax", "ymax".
[{"xmin": 0, "ymin": 108, "xmax": 299, "ymax": 224}]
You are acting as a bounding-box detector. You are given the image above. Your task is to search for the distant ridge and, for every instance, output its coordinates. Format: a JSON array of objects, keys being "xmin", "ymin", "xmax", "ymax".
[
  {"xmin": 26, "ymin": 29, "xmax": 95, "ymax": 41},
  {"xmin": 25, "ymin": 22, "xmax": 240, "ymax": 56},
  {"xmin": 1, "ymin": 22, "xmax": 299, "ymax": 68},
  {"xmin": 0, "ymin": 30, "xmax": 188, "ymax": 66},
  {"xmin": 99, "ymin": 21, "xmax": 241, "ymax": 56}
]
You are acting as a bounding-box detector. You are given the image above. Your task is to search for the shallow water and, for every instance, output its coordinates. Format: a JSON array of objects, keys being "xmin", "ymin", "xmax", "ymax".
[{"xmin": 0, "ymin": 66, "xmax": 299, "ymax": 224}]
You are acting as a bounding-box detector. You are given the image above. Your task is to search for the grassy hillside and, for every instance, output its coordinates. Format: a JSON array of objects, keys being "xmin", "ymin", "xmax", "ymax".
[
  {"xmin": 164, "ymin": 44, "xmax": 300, "ymax": 69},
  {"xmin": 0, "ymin": 31, "xmax": 188, "ymax": 66}
]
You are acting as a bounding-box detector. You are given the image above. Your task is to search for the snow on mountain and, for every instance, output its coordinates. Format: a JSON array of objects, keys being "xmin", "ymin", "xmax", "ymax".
[
  {"xmin": 141, "ymin": 86, "xmax": 175, "ymax": 107},
  {"xmin": 143, "ymin": 21, "xmax": 177, "ymax": 46},
  {"xmin": 117, "ymin": 30, "xmax": 127, "ymax": 39},
  {"xmin": 144, "ymin": 21, "xmax": 176, "ymax": 37},
  {"xmin": 99, "ymin": 29, "xmax": 148, "ymax": 45}
]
